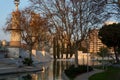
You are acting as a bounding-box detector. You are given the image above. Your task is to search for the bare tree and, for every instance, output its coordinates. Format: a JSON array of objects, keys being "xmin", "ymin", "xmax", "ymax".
[
  {"xmin": 29, "ymin": 0, "xmax": 109, "ymax": 67},
  {"xmin": 105, "ymin": 0, "xmax": 120, "ymax": 21}
]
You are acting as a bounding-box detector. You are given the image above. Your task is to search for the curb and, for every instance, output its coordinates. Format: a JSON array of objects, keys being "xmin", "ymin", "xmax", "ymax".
[{"xmin": 0, "ymin": 66, "xmax": 43, "ymax": 75}]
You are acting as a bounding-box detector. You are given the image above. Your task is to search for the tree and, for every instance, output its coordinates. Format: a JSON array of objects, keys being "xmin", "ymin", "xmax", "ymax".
[
  {"xmin": 97, "ymin": 47, "xmax": 109, "ymax": 58},
  {"xmin": 99, "ymin": 23, "xmax": 120, "ymax": 63},
  {"xmin": 97, "ymin": 47, "xmax": 109, "ymax": 69},
  {"xmin": 105, "ymin": 0, "xmax": 120, "ymax": 21},
  {"xmin": 5, "ymin": 9, "xmax": 49, "ymax": 65},
  {"xmin": 21, "ymin": 9, "xmax": 50, "ymax": 65},
  {"xmin": 29, "ymin": 0, "xmax": 110, "ymax": 67}
]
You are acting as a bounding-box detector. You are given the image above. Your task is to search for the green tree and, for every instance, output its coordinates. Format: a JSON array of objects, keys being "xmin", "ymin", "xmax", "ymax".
[
  {"xmin": 99, "ymin": 23, "xmax": 120, "ymax": 63},
  {"xmin": 97, "ymin": 47, "xmax": 110, "ymax": 69},
  {"xmin": 97, "ymin": 47, "xmax": 109, "ymax": 58}
]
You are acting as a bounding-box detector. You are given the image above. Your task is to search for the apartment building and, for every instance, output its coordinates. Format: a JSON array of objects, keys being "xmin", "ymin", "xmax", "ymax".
[{"xmin": 88, "ymin": 29, "xmax": 106, "ymax": 54}]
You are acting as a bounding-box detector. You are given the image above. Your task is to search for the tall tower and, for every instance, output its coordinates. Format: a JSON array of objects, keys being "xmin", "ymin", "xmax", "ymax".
[{"xmin": 9, "ymin": 0, "xmax": 21, "ymax": 47}]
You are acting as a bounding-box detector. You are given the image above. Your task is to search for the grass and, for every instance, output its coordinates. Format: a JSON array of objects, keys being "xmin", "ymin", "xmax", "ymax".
[
  {"xmin": 89, "ymin": 66, "xmax": 120, "ymax": 80},
  {"xmin": 97, "ymin": 59, "xmax": 114, "ymax": 63}
]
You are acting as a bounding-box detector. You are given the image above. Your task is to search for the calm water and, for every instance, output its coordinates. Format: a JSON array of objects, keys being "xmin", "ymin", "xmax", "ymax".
[{"xmin": 0, "ymin": 60, "xmax": 73, "ymax": 80}]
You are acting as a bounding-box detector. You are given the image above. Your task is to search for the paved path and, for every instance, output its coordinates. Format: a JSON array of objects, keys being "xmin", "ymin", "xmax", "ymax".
[
  {"xmin": 75, "ymin": 69, "xmax": 103, "ymax": 80},
  {"xmin": 0, "ymin": 61, "xmax": 43, "ymax": 75},
  {"xmin": 0, "ymin": 66, "xmax": 43, "ymax": 75}
]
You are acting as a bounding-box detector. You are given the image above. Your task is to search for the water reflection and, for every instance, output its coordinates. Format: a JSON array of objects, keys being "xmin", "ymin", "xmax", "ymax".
[
  {"xmin": 0, "ymin": 59, "xmax": 100, "ymax": 80},
  {"xmin": 53, "ymin": 60, "xmax": 72, "ymax": 80},
  {"xmin": 0, "ymin": 60, "xmax": 73, "ymax": 80},
  {"xmin": 22, "ymin": 74, "xmax": 32, "ymax": 80}
]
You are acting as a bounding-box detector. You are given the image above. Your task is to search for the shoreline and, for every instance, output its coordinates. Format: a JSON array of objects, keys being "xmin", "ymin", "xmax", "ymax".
[{"xmin": 0, "ymin": 66, "xmax": 43, "ymax": 75}]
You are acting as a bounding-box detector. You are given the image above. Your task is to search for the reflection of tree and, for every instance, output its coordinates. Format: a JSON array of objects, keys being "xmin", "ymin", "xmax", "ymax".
[
  {"xmin": 20, "ymin": 61, "xmax": 73, "ymax": 80},
  {"xmin": 53, "ymin": 60, "xmax": 56, "ymax": 80},
  {"xmin": 53, "ymin": 61, "xmax": 73, "ymax": 80},
  {"xmin": 61, "ymin": 61, "xmax": 64, "ymax": 72},
  {"xmin": 56, "ymin": 61, "xmax": 60, "ymax": 77},
  {"xmin": 36, "ymin": 67, "xmax": 49, "ymax": 80},
  {"xmin": 22, "ymin": 74, "xmax": 32, "ymax": 80}
]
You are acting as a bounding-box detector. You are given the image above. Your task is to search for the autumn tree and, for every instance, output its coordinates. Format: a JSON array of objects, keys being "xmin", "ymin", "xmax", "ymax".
[
  {"xmin": 29, "ymin": 0, "xmax": 110, "ymax": 66},
  {"xmin": 99, "ymin": 23, "xmax": 120, "ymax": 63},
  {"xmin": 5, "ymin": 9, "xmax": 49, "ymax": 65},
  {"xmin": 21, "ymin": 9, "xmax": 50, "ymax": 65}
]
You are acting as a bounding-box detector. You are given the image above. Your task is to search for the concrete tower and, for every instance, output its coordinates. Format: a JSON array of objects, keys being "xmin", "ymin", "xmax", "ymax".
[
  {"xmin": 7, "ymin": 0, "xmax": 21, "ymax": 58},
  {"xmin": 10, "ymin": 0, "xmax": 21, "ymax": 47}
]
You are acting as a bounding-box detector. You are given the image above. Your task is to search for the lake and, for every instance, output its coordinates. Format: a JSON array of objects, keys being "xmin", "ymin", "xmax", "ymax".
[
  {"xmin": 0, "ymin": 58, "xmax": 100, "ymax": 80},
  {"xmin": 0, "ymin": 60, "xmax": 73, "ymax": 80}
]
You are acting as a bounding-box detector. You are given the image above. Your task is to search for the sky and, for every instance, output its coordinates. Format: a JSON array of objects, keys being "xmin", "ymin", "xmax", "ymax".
[
  {"xmin": 0, "ymin": 0, "xmax": 118, "ymax": 41},
  {"xmin": 0, "ymin": 0, "xmax": 29, "ymax": 41}
]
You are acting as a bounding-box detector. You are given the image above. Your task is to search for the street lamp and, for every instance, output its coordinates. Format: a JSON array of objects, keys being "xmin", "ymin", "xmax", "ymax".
[
  {"xmin": 2, "ymin": 40, "xmax": 7, "ymax": 57},
  {"xmin": 2, "ymin": 40, "xmax": 6, "ymax": 47}
]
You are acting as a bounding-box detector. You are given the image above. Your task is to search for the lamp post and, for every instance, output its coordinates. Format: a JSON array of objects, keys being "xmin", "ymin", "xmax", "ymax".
[{"xmin": 2, "ymin": 40, "xmax": 7, "ymax": 58}]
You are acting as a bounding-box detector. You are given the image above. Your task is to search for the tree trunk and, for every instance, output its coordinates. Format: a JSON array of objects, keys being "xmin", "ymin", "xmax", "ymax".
[
  {"xmin": 53, "ymin": 37, "xmax": 56, "ymax": 59},
  {"xmin": 114, "ymin": 47, "xmax": 119, "ymax": 63},
  {"xmin": 75, "ymin": 48, "xmax": 79, "ymax": 67},
  {"xmin": 57, "ymin": 40, "xmax": 60, "ymax": 59},
  {"xmin": 70, "ymin": 44, "xmax": 73, "ymax": 58},
  {"xmin": 30, "ymin": 50, "xmax": 32, "ymax": 61},
  {"xmin": 61, "ymin": 43, "xmax": 64, "ymax": 59},
  {"xmin": 28, "ymin": 46, "xmax": 33, "ymax": 66},
  {"xmin": 66, "ymin": 46, "xmax": 68, "ymax": 59},
  {"xmin": 29, "ymin": 46, "xmax": 32, "ymax": 61}
]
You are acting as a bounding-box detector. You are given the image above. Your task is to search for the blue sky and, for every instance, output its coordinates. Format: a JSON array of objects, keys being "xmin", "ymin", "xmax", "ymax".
[
  {"xmin": 0, "ymin": 0, "xmax": 29, "ymax": 41},
  {"xmin": 0, "ymin": 0, "xmax": 118, "ymax": 41}
]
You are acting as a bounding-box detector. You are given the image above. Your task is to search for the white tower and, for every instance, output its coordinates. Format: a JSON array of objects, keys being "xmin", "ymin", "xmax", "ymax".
[
  {"xmin": 10, "ymin": 0, "xmax": 21, "ymax": 47},
  {"xmin": 6, "ymin": 0, "xmax": 21, "ymax": 58}
]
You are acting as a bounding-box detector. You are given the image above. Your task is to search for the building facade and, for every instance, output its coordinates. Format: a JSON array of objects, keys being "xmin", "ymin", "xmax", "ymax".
[{"xmin": 88, "ymin": 29, "xmax": 106, "ymax": 54}]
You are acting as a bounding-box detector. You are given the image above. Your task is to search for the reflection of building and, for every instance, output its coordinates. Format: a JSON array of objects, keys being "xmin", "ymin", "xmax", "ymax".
[
  {"xmin": 32, "ymin": 74, "xmax": 38, "ymax": 80},
  {"xmin": 77, "ymin": 51, "xmax": 100, "ymax": 65},
  {"xmin": 88, "ymin": 29, "xmax": 106, "ymax": 54}
]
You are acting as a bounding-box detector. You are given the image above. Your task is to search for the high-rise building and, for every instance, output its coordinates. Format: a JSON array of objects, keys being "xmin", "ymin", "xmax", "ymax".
[{"xmin": 88, "ymin": 29, "xmax": 106, "ymax": 54}]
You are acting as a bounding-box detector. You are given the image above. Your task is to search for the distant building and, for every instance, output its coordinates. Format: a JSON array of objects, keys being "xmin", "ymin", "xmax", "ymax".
[{"xmin": 88, "ymin": 29, "xmax": 106, "ymax": 54}]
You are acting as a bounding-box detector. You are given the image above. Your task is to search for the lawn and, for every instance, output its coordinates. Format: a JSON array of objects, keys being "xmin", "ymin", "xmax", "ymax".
[{"xmin": 89, "ymin": 66, "xmax": 120, "ymax": 80}]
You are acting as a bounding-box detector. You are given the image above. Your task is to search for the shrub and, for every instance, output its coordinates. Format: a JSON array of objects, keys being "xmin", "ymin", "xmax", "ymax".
[
  {"xmin": 65, "ymin": 65, "xmax": 93, "ymax": 79},
  {"xmin": 22, "ymin": 74, "xmax": 32, "ymax": 80},
  {"xmin": 22, "ymin": 58, "xmax": 33, "ymax": 66}
]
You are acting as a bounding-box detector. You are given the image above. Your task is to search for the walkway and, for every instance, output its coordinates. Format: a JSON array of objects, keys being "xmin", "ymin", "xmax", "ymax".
[
  {"xmin": 75, "ymin": 69, "xmax": 103, "ymax": 80},
  {"xmin": 0, "ymin": 66, "xmax": 43, "ymax": 75},
  {"xmin": 0, "ymin": 61, "xmax": 43, "ymax": 75}
]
